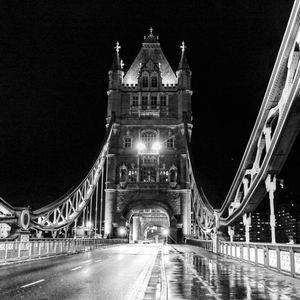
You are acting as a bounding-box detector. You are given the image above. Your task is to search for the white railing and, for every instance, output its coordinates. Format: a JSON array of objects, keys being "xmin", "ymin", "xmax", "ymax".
[
  {"xmin": 0, "ymin": 238, "xmax": 127, "ymax": 265},
  {"xmin": 186, "ymin": 238, "xmax": 213, "ymax": 252},
  {"xmin": 220, "ymin": 241, "xmax": 300, "ymax": 278}
]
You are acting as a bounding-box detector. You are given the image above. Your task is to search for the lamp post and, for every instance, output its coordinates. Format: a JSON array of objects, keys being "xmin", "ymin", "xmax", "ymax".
[{"xmin": 162, "ymin": 228, "xmax": 169, "ymax": 244}]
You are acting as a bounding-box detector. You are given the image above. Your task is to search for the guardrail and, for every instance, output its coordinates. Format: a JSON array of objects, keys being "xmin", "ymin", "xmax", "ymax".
[
  {"xmin": 0, "ymin": 238, "xmax": 128, "ymax": 265},
  {"xmin": 186, "ymin": 239, "xmax": 213, "ymax": 252},
  {"xmin": 220, "ymin": 241, "xmax": 300, "ymax": 278}
]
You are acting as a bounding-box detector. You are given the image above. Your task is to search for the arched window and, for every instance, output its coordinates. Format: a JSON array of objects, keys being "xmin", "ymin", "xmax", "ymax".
[
  {"xmin": 151, "ymin": 76, "xmax": 158, "ymax": 88},
  {"xmin": 169, "ymin": 165, "xmax": 177, "ymax": 188},
  {"xmin": 119, "ymin": 164, "xmax": 128, "ymax": 187},
  {"xmin": 142, "ymin": 76, "xmax": 149, "ymax": 88},
  {"xmin": 141, "ymin": 130, "xmax": 157, "ymax": 148}
]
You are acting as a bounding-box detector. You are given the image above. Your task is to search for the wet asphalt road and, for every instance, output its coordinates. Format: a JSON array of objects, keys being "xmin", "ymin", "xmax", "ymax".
[
  {"xmin": 0, "ymin": 244, "xmax": 160, "ymax": 300},
  {"xmin": 1, "ymin": 243, "xmax": 300, "ymax": 300},
  {"xmin": 164, "ymin": 245, "xmax": 300, "ymax": 300}
]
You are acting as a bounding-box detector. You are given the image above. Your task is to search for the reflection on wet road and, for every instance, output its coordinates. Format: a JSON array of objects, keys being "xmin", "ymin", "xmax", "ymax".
[{"xmin": 164, "ymin": 245, "xmax": 300, "ymax": 300}]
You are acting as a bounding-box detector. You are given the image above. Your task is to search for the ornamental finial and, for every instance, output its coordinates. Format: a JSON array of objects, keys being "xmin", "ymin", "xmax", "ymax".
[
  {"xmin": 120, "ymin": 59, "xmax": 124, "ymax": 69},
  {"xmin": 115, "ymin": 41, "xmax": 121, "ymax": 53},
  {"xmin": 180, "ymin": 41, "xmax": 186, "ymax": 53}
]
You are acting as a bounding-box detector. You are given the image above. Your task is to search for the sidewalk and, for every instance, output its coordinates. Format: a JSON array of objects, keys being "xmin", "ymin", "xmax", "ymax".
[{"xmin": 159, "ymin": 244, "xmax": 300, "ymax": 300}]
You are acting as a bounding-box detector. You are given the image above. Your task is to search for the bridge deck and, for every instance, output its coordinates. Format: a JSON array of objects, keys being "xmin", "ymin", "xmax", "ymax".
[{"xmin": 0, "ymin": 244, "xmax": 299, "ymax": 299}]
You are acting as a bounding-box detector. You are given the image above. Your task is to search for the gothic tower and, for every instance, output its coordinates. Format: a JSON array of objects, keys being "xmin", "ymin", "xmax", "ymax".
[{"xmin": 104, "ymin": 29, "xmax": 193, "ymax": 242}]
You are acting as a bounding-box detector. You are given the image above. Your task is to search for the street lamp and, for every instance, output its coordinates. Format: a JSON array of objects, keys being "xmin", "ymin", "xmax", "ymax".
[
  {"xmin": 136, "ymin": 141, "xmax": 146, "ymax": 152},
  {"xmin": 162, "ymin": 228, "xmax": 169, "ymax": 244},
  {"xmin": 86, "ymin": 221, "xmax": 93, "ymax": 238},
  {"xmin": 118, "ymin": 226, "xmax": 127, "ymax": 238},
  {"xmin": 151, "ymin": 141, "xmax": 162, "ymax": 152}
]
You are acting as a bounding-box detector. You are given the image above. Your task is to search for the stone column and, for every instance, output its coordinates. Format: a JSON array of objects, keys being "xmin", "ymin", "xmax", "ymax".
[
  {"xmin": 104, "ymin": 190, "xmax": 116, "ymax": 238},
  {"xmin": 182, "ymin": 191, "xmax": 191, "ymax": 236},
  {"xmin": 180, "ymin": 154, "xmax": 188, "ymax": 187},
  {"xmin": 104, "ymin": 153, "xmax": 117, "ymax": 238},
  {"xmin": 132, "ymin": 216, "xmax": 140, "ymax": 242}
]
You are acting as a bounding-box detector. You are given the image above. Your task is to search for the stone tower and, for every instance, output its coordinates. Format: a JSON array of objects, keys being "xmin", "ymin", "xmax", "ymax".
[{"xmin": 104, "ymin": 29, "xmax": 193, "ymax": 242}]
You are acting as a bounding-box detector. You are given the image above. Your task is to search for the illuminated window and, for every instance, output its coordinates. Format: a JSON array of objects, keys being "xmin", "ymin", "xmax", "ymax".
[
  {"xmin": 159, "ymin": 170, "xmax": 169, "ymax": 183},
  {"xmin": 151, "ymin": 76, "xmax": 158, "ymax": 88},
  {"xmin": 128, "ymin": 169, "xmax": 137, "ymax": 182},
  {"xmin": 160, "ymin": 95, "xmax": 167, "ymax": 106},
  {"xmin": 141, "ymin": 131, "xmax": 157, "ymax": 148},
  {"xmin": 142, "ymin": 76, "xmax": 148, "ymax": 88},
  {"xmin": 124, "ymin": 137, "xmax": 132, "ymax": 148}
]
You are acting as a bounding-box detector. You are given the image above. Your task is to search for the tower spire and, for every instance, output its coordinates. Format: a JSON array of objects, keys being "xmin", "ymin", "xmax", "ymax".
[
  {"xmin": 178, "ymin": 41, "xmax": 190, "ymax": 70},
  {"xmin": 110, "ymin": 41, "xmax": 122, "ymax": 71}
]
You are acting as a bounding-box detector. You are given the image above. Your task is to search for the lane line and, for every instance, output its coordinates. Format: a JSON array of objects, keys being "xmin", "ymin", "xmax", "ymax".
[
  {"xmin": 84, "ymin": 260, "xmax": 92, "ymax": 264},
  {"xmin": 71, "ymin": 266, "xmax": 82, "ymax": 271},
  {"xmin": 21, "ymin": 279, "xmax": 45, "ymax": 288},
  {"xmin": 95, "ymin": 259, "xmax": 102, "ymax": 262}
]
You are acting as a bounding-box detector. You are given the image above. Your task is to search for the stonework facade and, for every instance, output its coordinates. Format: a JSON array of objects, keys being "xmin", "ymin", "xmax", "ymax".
[{"xmin": 104, "ymin": 30, "xmax": 193, "ymax": 242}]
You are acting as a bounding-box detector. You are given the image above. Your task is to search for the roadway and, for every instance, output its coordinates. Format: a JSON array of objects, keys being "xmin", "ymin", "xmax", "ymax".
[
  {"xmin": 1, "ymin": 243, "xmax": 300, "ymax": 299},
  {"xmin": 0, "ymin": 244, "xmax": 159, "ymax": 300}
]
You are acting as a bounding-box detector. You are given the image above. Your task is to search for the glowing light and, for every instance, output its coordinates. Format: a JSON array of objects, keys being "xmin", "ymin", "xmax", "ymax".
[
  {"xmin": 151, "ymin": 141, "xmax": 162, "ymax": 152},
  {"xmin": 162, "ymin": 228, "xmax": 169, "ymax": 236},
  {"xmin": 86, "ymin": 221, "xmax": 93, "ymax": 228},
  {"xmin": 136, "ymin": 142, "xmax": 146, "ymax": 152},
  {"xmin": 118, "ymin": 227, "xmax": 127, "ymax": 237}
]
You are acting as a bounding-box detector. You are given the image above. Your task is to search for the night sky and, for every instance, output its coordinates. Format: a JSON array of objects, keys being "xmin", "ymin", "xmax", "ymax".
[{"xmin": 1, "ymin": 0, "xmax": 298, "ymax": 210}]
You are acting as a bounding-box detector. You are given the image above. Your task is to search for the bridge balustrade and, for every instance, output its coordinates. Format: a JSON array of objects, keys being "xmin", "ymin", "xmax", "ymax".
[
  {"xmin": 186, "ymin": 238, "xmax": 213, "ymax": 252},
  {"xmin": 220, "ymin": 241, "xmax": 300, "ymax": 278},
  {"xmin": 0, "ymin": 238, "xmax": 127, "ymax": 265}
]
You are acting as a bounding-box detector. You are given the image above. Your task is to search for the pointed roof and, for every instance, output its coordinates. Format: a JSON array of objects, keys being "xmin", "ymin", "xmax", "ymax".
[
  {"xmin": 123, "ymin": 28, "xmax": 177, "ymax": 85},
  {"xmin": 110, "ymin": 41, "xmax": 122, "ymax": 71},
  {"xmin": 178, "ymin": 41, "xmax": 190, "ymax": 70}
]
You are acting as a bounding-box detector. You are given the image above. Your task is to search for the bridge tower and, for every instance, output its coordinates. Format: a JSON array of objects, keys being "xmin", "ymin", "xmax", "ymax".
[{"xmin": 104, "ymin": 29, "xmax": 193, "ymax": 242}]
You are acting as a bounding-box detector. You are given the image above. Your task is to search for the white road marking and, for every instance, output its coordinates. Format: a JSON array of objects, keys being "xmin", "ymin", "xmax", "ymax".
[
  {"xmin": 21, "ymin": 279, "xmax": 45, "ymax": 288},
  {"xmin": 84, "ymin": 260, "xmax": 92, "ymax": 264},
  {"xmin": 95, "ymin": 259, "xmax": 102, "ymax": 262},
  {"xmin": 71, "ymin": 266, "xmax": 82, "ymax": 271}
]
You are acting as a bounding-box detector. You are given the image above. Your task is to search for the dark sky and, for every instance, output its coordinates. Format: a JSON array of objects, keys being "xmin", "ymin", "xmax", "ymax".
[{"xmin": 1, "ymin": 0, "xmax": 298, "ymax": 210}]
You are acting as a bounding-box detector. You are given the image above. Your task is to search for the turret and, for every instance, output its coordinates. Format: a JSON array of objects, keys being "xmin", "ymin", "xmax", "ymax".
[
  {"xmin": 176, "ymin": 41, "xmax": 191, "ymax": 90},
  {"xmin": 176, "ymin": 42, "xmax": 192, "ymax": 123},
  {"xmin": 108, "ymin": 41, "xmax": 123, "ymax": 90},
  {"xmin": 107, "ymin": 42, "xmax": 124, "ymax": 121}
]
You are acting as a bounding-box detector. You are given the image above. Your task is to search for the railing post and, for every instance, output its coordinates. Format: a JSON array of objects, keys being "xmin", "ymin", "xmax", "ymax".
[
  {"xmin": 243, "ymin": 213, "xmax": 251, "ymax": 243},
  {"xmin": 4, "ymin": 242, "xmax": 8, "ymax": 263},
  {"xmin": 228, "ymin": 226, "xmax": 235, "ymax": 242},
  {"xmin": 211, "ymin": 232, "xmax": 219, "ymax": 253},
  {"xmin": 290, "ymin": 246, "xmax": 295, "ymax": 277},
  {"xmin": 265, "ymin": 173, "xmax": 277, "ymax": 244},
  {"xmin": 18, "ymin": 242, "xmax": 21, "ymax": 259},
  {"xmin": 29, "ymin": 242, "xmax": 32, "ymax": 259}
]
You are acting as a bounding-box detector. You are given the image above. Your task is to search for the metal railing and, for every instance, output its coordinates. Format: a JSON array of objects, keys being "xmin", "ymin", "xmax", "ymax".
[
  {"xmin": 219, "ymin": 241, "xmax": 300, "ymax": 278},
  {"xmin": 0, "ymin": 238, "xmax": 128, "ymax": 265},
  {"xmin": 186, "ymin": 239, "xmax": 213, "ymax": 252}
]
